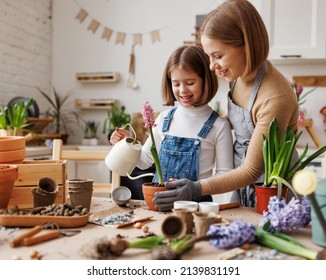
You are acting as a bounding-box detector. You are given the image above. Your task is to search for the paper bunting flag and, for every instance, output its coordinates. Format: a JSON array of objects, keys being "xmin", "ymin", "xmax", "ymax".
[
  {"xmin": 75, "ymin": 9, "xmax": 88, "ymax": 23},
  {"xmin": 102, "ymin": 27, "xmax": 113, "ymax": 41},
  {"xmin": 116, "ymin": 32, "xmax": 126, "ymax": 45},
  {"xmin": 88, "ymin": 20, "xmax": 100, "ymax": 33},
  {"xmin": 150, "ymin": 30, "xmax": 160, "ymax": 44},
  {"xmin": 133, "ymin": 33, "xmax": 142, "ymax": 46}
]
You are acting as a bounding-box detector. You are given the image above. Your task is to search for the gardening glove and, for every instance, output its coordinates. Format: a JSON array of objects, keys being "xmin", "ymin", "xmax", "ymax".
[{"xmin": 153, "ymin": 179, "xmax": 202, "ymax": 212}]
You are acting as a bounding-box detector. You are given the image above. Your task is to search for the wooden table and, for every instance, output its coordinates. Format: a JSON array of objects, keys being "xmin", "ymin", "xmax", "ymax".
[{"xmin": 0, "ymin": 197, "xmax": 323, "ymax": 260}]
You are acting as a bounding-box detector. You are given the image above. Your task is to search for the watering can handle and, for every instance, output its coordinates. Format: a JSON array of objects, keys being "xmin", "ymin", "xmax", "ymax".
[
  {"xmin": 123, "ymin": 123, "xmax": 137, "ymax": 144},
  {"xmin": 126, "ymin": 172, "xmax": 155, "ymax": 180}
]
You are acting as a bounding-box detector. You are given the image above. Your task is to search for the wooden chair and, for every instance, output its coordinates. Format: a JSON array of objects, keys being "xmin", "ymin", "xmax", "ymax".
[{"xmin": 52, "ymin": 139, "xmax": 120, "ymax": 197}]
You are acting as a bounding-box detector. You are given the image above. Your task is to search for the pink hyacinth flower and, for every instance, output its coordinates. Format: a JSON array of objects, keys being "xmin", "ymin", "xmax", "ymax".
[{"xmin": 141, "ymin": 101, "xmax": 156, "ymax": 129}]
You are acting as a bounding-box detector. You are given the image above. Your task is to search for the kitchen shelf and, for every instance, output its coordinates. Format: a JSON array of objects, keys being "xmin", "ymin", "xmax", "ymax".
[{"xmin": 75, "ymin": 99, "xmax": 117, "ymax": 110}]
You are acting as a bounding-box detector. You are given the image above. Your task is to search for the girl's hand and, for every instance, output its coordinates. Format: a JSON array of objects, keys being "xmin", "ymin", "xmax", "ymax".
[{"xmin": 109, "ymin": 127, "xmax": 130, "ymax": 145}]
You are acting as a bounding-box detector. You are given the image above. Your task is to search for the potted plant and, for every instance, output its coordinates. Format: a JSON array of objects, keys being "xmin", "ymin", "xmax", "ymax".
[
  {"xmin": 0, "ymin": 98, "xmax": 35, "ymax": 136},
  {"xmin": 81, "ymin": 120, "xmax": 100, "ymax": 146},
  {"xmin": 140, "ymin": 101, "xmax": 167, "ymax": 211},
  {"xmin": 102, "ymin": 104, "xmax": 131, "ymax": 141},
  {"xmin": 37, "ymin": 87, "xmax": 79, "ymax": 143},
  {"xmin": 257, "ymin": 118, "xmax": 326, "ymax": 214}
]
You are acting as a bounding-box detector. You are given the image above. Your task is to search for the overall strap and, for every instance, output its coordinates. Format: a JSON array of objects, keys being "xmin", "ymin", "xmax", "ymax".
[
  {"xmin": 161, "ymin": 107, "xmax": 177, "ymax": 133},
  {"xmin": 197, "ymin": 111, "xmax": 218, "ymax": 139}
]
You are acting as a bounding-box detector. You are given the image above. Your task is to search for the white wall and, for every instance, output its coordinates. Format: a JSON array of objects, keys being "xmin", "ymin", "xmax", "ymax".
[
  {"xmin": 0, "ymin": 0, "xmax": 325, "ymax": 148},
  {"xmin": 0, "ymin": 0, "xmax": 52, "ymax": 106},
  {"xmin": 51, "ymin": 0, "xmax": 227, "ymax": 144}
]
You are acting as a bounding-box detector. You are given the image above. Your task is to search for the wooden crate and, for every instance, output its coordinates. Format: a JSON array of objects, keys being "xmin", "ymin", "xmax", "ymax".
[{"xmin": 8, "ymin": 160, "xmax": 67, "ymax": 209}]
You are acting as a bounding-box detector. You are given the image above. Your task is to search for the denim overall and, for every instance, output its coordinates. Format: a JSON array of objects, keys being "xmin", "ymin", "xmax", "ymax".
[
  {"xmin": 153, "ymin": 107, "xmax": 218, "ymax": 202},
  {"xmin": 228, "ymin": 64, "xmax": 266, "ymax": 207}
]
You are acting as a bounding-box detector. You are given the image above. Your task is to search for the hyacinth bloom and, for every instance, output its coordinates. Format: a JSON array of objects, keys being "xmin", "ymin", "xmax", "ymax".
[
  {"xmin": 259, "ymin": 196, "xmax": 311, "ymax": 233},
  {"xmin": 141, "ymin": 101, "xmax": 164, "ymax": 185}
]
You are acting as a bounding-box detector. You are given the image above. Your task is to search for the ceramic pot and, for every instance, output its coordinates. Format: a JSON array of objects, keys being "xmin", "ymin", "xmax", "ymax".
[
  {"xmin": 0, "ymin": 136, "xmax": 26, "ymax": 164},
  {"xmin": 255, "ymin": 184, "xmax": 288, "ymax": 214},
  {"xmin": 142, "ymin": 182, "xmax": 169, "ymax": 211},
  {"xmin": 0, "ymin": 164, "xmax": 18, "ymax": 209}
]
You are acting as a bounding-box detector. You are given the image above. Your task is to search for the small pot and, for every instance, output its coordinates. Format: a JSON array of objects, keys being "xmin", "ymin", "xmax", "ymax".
[
  {"xmin": 142, "ymin": 182, "xmax": 168, "ymax": 211},
  {"xmin": 255, "ymin": 184, "xmax": 288, "ymax": 214}
]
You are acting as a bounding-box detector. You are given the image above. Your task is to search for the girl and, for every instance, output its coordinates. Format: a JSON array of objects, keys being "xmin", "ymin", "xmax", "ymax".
[{"xmin": 110, "ymin": 45, "xmax": 234, "ymax": 202}]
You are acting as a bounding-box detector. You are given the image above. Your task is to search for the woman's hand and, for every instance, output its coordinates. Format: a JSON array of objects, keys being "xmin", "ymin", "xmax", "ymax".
[{"xmin": 109, "ymin": 127, "xmax": 130, "ymax": 145}]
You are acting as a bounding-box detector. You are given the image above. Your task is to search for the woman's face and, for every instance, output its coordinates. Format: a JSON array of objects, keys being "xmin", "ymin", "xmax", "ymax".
[
  {"xmin": 201, "ymin": 35, "xmax": 246, "ymax": 82},
  {"xmin": 170, "ymin": 67, "xmax": 203, "ymax": 107}
]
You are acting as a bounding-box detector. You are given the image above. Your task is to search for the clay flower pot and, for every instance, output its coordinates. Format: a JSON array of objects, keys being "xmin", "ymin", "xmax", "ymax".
[
  {"xmin": 0, "ymin": 136, "xmax": 26, "ymax": 164},
  {"xmin": 142, "ymin": 182, "xmax": 168, "ymax": 211},
  {"xmin": 255, "ymin": 184, "xmax": 288, "ymax": 215},
  {"xmin": 0, "ymin": 164, "xmax": 18, "ymax": 209}
]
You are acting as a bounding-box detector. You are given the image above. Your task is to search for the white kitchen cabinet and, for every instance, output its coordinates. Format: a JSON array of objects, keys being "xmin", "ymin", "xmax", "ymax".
[{"xmin": 253, "ymin": 0, "xmax": 326, "ymax": 60}]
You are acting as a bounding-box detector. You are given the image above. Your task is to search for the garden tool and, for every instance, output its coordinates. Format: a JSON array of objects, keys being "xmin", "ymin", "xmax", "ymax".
[
  {"xmin": 126, "ymin": 45, "xmax": 139, "ymax": 89},
  {"xmin": 10, "ymin": 223, "xmax": 81, "ymax": 247}
]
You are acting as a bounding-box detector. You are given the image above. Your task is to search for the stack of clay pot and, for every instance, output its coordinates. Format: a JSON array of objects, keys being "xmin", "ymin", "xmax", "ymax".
[
  {"xmin": 0, "ymin": 136, "xmax": 26, "ymax": 164},
  {"xmin": 32, "ymin": 177, "xmax": 58, "ymax": 207},
  {"xmin": 67, "ymin": 179, "xmax": 93, "ymax": 211}
]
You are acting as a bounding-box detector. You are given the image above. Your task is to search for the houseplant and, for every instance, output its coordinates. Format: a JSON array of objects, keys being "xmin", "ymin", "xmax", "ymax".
[
  {"xmin": 257, "ymin": 118, "xmax": 326, "ymax": 214},
  {"xmin": 81, "ymin": 120, "xmax": 99, "ymax": 145},
  {"xmin": 102, "ymin": 104, "xmax": 131, "ymax": 141},
  {"xmin": 37, "ymin": 87, "xmax": 79, "ymax": 143},
  {"xmin": 0, "ymin": 98, "xmax": 35, "ymax": 136},
  {"xmin": 140, "ymin": 101, "xmax": 167, "ymax": 211}
]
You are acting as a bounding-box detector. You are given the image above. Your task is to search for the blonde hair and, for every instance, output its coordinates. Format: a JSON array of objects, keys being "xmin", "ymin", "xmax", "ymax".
[
  {"xmin": 201, "ymin": 0, "xmax": 269, "ymax": 77},
  {"xmin": 162, "ymin": 45, "xmax": 218, "ymax": 106}
]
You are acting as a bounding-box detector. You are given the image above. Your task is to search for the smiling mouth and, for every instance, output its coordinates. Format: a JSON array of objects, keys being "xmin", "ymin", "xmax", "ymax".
[
  {"xmin": 219, "ymin": 69, "xmax": 228, "ymax": 76},
  {"xmin": 180, "ymin": 95, "xmax": 193, "ymax": 102}
]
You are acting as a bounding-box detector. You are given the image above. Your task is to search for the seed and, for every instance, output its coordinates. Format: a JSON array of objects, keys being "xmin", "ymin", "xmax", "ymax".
[
  {"xmin": 133, "ymin": 222, "xmax": 144, "ymax": 229},
  {"xmin": 141, "ymin": 225, "xmax": 149, "ymax": 233}
]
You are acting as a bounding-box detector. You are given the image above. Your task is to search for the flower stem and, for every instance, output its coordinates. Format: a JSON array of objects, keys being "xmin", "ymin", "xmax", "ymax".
[{"xmin": 149, "ymin": 128, "xmax": 164, "ymax": 185}]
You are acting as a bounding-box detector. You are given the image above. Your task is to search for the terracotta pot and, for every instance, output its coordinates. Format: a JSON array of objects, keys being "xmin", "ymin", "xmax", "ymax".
[
  {"xmin": 0, "ymin": 164, "xmax": 18, "ymax": 209},
  {"xmin": 142, "ymin": 182, "xmax": 169, "ymax": 211},
  {"xmin": 255, "ymin": 184, "xmax": 288, "ymax": 215},
  {"xmin": 0, "ymin": 136, "xmax": 26, "ymax": 164}
]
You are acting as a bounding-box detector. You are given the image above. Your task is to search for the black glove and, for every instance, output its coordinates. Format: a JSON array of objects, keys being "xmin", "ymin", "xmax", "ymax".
[{"xmin": 153, "ymin": 179, "xmax": 202, "ymax": 212}]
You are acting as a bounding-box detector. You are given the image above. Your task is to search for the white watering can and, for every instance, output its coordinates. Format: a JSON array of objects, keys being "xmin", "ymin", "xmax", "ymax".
[{"xmin": 105, "ymin": 124, "xmax": 154, "ymax": 180}]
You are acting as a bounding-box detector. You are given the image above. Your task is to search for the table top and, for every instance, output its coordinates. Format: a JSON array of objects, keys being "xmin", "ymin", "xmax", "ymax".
[{"xmin": 0, "ymin": 197, "xmax": 322, "ymax": 260}]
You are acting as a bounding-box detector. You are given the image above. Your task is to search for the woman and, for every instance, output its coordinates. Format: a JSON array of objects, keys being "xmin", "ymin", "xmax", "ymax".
[
  {"xmin": 110, "ymin": 45, "xmax": 234, "ymax": 202},
  {"xmin": 153, "ymin": 0, "xmax": 299, "ymax": 211}
]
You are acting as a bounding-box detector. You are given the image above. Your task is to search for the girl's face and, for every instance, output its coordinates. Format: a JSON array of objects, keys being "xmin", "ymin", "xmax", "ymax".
[
  {"xmin": 170, "ymin": 67, "xmax": 203, "ymax": 107},
  {"xmin": 201, "ymin": 35, "xmax": 246, "ymax": 82}
]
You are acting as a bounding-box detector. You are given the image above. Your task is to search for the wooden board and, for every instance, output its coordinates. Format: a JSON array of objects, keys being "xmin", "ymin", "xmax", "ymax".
[
  {"xmin": 0, "ymin": 214, "xmax": 89, "ymax": 228},
  {"xmin": 292, "ymin": 75, "xmax": 326, "ymax": 87}
]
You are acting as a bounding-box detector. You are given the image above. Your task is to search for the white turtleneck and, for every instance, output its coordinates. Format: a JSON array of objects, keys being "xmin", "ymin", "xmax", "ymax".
[{"xmin": 137, "ymin": 104, "xmax": 234, "ymax": 180}]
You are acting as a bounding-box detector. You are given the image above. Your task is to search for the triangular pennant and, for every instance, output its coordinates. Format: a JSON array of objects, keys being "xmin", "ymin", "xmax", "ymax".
[
  {"xmin": 75, "ymin": 9, "xmax": 88, "ymax": 23},
  {"xmin": 87, "ymin": 20, "xmax": 100, "ymax": 33},
  {"xmin": 102, "ymin": 27, "xmax": 113, "ymax": 41},
  {"xmin": 115, "ymin": 32, "xmax": 126, "ymax": 45},
  {"xmin": 133, "ymin": 33, "xmax": 142, "ymax": 46},
  {"xmin": 150, "ymin": 30, "xmax": 160, "ymax": 44}
]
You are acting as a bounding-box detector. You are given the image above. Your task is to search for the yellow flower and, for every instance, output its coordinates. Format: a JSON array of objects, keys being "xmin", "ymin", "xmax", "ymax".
[{"xmin": 292, "ymin": 169, "xmax": 317, "ymax": 195}]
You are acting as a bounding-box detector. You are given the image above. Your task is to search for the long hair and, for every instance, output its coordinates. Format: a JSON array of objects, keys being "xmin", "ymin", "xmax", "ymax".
[
  {"xmin": 201, "ymin": 0, "xmax": 269, "ymax": 77},
  {"xmin": 162, "ymin": 45, "xmax": 218, "ymax": 106}
]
